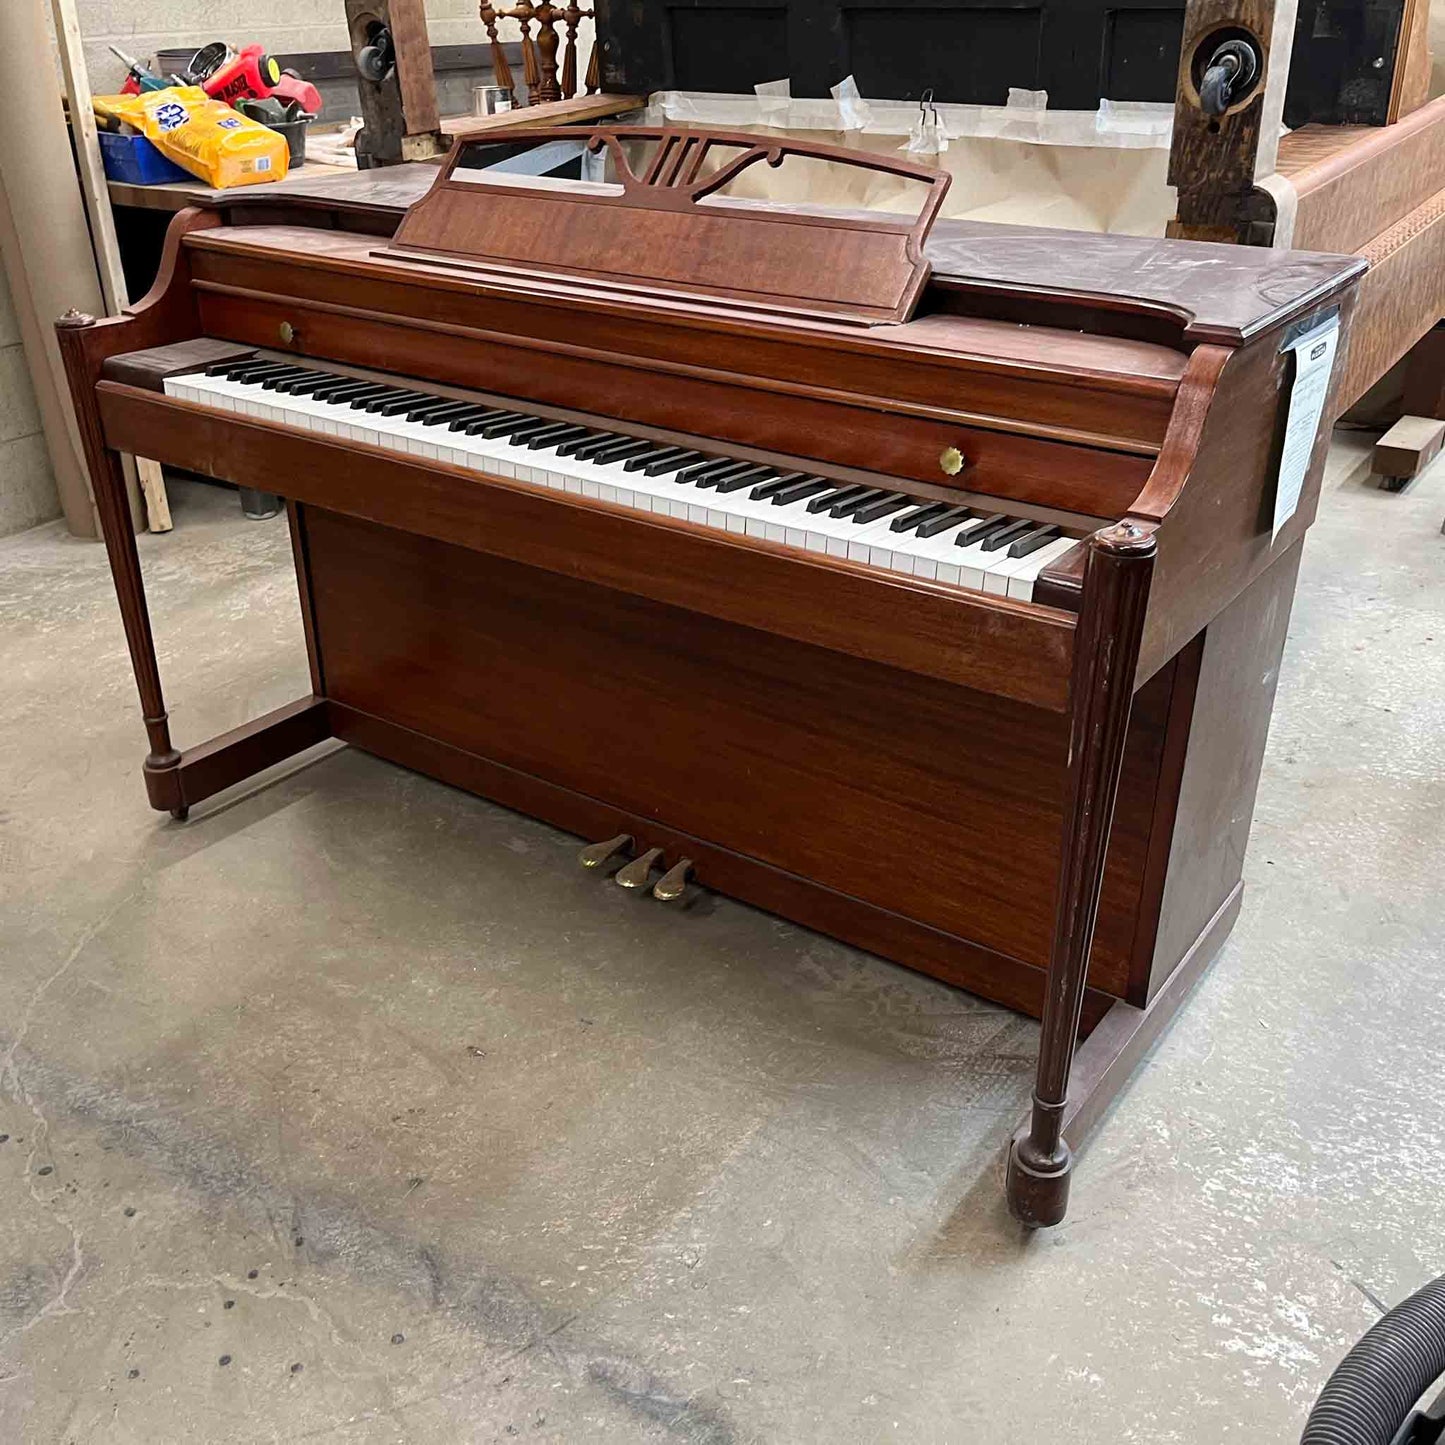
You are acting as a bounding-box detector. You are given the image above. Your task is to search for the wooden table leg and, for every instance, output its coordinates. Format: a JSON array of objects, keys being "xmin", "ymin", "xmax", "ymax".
[{"xmin": 1007, "ymin": 520, "xmax": 1157, "ymax": 1227}]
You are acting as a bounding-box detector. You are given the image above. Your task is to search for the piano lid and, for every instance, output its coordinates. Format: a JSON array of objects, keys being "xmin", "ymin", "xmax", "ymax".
[{"xmin": 380, "ymin": 126, "xmax": 952, "ymax": 328}]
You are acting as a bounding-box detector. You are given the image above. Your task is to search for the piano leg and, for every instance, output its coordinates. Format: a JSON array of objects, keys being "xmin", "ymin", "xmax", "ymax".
[
  {"xmin": 56, "ymin": 311, "xmax": 187, "ymax": 818},
  {"xmin": 1007, "ymin": 521, "xmax": 1157, "ymax": 1227}
]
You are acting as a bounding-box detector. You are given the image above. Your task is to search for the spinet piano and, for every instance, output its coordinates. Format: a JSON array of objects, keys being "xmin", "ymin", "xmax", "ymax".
[{"xmin": 58, "ymin": 128, "xmax": 1364, "ymax": 1226}]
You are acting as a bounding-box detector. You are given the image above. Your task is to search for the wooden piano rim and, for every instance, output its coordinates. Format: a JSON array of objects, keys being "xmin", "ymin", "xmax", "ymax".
[
  {"xmin": 181, "ymin": 229, "xmax": 1187, "ymax": 411},
  {"xmin": 188, "ymin": 275, "xmax": 1168, "ymax": 464},
  {"xmin": 96, "ymin": 379, "xmax": 1078, "ymax": 711}
]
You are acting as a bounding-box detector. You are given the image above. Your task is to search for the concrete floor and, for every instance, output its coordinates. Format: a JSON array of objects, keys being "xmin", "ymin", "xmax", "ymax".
[{"xmin": 1, "ymin": 436, "xmax": 1441, "ymax": 1443}]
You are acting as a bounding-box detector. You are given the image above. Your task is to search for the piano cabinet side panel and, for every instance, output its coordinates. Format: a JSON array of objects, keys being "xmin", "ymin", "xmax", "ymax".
[
  {"xmin": 295, "ymin": 503, "xmax": 1187, "ymax": 1011},
  {"xmin": 1143, "ymin": 541, "xmax": 1304, "ymax": 1003}
]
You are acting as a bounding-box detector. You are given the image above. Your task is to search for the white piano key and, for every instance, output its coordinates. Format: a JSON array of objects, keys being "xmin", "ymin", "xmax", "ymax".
[
  {"xmin": 1004, "ymin": 536, "xmax": 1078, "ymax": 601},
  {"xmin": 165, "ymin": 360, "xmax": 1081, "ymax": 606}
]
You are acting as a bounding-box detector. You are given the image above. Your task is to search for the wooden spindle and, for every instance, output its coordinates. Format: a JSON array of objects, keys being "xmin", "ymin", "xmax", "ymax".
[{"xmin": 479, "ymin": 2, "xmax": 515, "ymax": 93}]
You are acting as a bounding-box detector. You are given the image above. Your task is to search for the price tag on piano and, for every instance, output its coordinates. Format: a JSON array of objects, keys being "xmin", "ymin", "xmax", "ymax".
[{"xmin": 1273, "ymin": 311, "xmax": 1341, "ymax": 540}]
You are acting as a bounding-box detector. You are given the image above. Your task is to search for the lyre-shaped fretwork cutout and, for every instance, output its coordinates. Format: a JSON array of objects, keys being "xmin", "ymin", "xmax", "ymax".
[{"xmin": 384, "ymin": 125, "xmax": 953, "ymax": 326}]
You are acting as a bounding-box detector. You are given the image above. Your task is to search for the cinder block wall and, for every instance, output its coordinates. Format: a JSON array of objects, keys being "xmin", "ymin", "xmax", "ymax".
[
  {"xmin": 78, "ymin": 0, "xmax": 496, "ymax": 95},
  {"xmin": 0, "ymin": 268, "xmax": 59, "ymax": 537}
]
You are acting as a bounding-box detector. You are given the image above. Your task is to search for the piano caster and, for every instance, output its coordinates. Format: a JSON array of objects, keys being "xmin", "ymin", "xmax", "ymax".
[
  {"xmin": 170, "ymin": 805, "xmax": 189, "ymax": 823},
  {"xmin": 652, "ymin": 858, "xmax": 693, "ymax": 902},
  {"xmin": 614, "ymin": 847, "xmax": 664, "ymax": 890},
  {"xmin": 578, "ymin": 833, "xmax": 632, "ymax": 869}
]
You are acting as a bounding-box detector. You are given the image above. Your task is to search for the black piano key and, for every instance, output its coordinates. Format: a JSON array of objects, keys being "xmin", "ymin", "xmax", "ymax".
[
  {"xmin": 278, "ymin": 372, "xmax": 345, "ymax": 395},
  {"xmin": 476, "ymin": 412, "xmax": 545, "ymax": 438},
  {"xmin": 414, "ymin": 400, "xmax": 478, "ymax": 424},
  {"xmin": 675, "ymin": 457, "xmax": 734, "ymax": 485},
  {"xmin": 750, "ymin": 472, "xmax": 808, "ymax": 500},
  {"xmin": 261, "ymin": 368, "xmax": 326, "ymax": 390},
  {"xmin": 463, "ymin": 409, "xmax": 527, "ymax": 434},
  {"xmin": 849, "ymin": 493, "xmax": 911, "ymax": 525},
  {"xmin": 1007, "ymin": 524, "xmax": 1061, "ymax": 559},
  {"xmin": 445, "ymin": 405, "xmax": 504, "ymax": 429},
  {"xmin": 498, "ymin": 417, "xmax": 557, "ymax": 443},
  {"xmin": 403, "ymin": 397, "xmax": 466, "ymax": 421},
  {"xmin": 890, "ymin": 502, "xmax": 946, "ymax": 533},
  {"xmin": 342, "ymin": 384, "xmax": 396, "ymax": 408},
  {"xmin": 624, "ymin": 446, "xmax": 685, "ymax": 472},
  {"xmin": 704, "ymin": 464, "xmax": 770, "ymax": 492},
  {"xmin": 979, "ymin": 518, "xmax": 1035, "ymax": 553},
  {"xmin": 222, "ymin": 357, "xmax": 295, "ymax": 375},
  {"xmin": 419, "ymin": 400, "xmax": 485, "ymax": 426},
  {"xmin": 526, "ymin": 423, "xmax": 590, "ymax": 450},
  {"xmin": 806, "ymin": 485, "xmax": 865, "ymax": 514},
  {"xmin": 555, "ymin": 430, "xmax": 617, "ymax": 457},
  {"xmin": 954, "ymin": 513, "xmax": 1010, "ymax": 547},
  {"xmin": 214, "ymin": 359, "xmax": 288, "ymax": 380},
  {"xmin": 642, "ymin": 449, "xmax": 704, "ymax": 476},
  {"xmin": 567, "ymin": 432, "xmax": 628, "ymax": 460},
  {"xmin": 914, "ymin": 506, "xmax": 975, "ymax": 539},
  {"xmin": 828, "ymin": 488, "xmax": 886, "ymax": 519},
  {"xmin": 312, "ymin": 379, "xmax": 377, "ymax": 403},
  {"xmin": 588, "ymin": 437, "xmax": 655, "ymax": 466},
  {"xmin": 372, "ymin": 391, "xmax": 435, "ymax": 415},
  {"xmin": 769, "ymin": 477, "xmax": 831, "ymax": 506}
]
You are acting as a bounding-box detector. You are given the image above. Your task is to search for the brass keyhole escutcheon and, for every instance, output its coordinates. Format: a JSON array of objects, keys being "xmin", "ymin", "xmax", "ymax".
[
  {"xmin": 278, "ymin": 321, "xmax": 297, "ymax": 345},
  {"xmin": 939, "ymin": 446, "xmax": 965, "ymax": 477}
]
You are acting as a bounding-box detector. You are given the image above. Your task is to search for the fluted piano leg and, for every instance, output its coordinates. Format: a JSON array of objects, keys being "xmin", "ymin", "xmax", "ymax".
[
  {"xmin": 55, "ymin": 311, "xmax": 185, "ymax": 818},
  {"xmin": 1007, "ymin": 520, "xmax": 1157, "ymax": 1227}
]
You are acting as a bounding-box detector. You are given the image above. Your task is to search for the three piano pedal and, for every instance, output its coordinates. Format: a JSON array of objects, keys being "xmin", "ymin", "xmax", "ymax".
[{"xmin": 577, "ymin": 834, "xmax": 694, "ymax": 901}]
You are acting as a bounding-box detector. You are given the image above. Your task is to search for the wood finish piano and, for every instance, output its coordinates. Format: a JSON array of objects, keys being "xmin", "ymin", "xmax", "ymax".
[{"xmin": 58, "ymin": 128, "xmax": 1364, "ymax": 1226}]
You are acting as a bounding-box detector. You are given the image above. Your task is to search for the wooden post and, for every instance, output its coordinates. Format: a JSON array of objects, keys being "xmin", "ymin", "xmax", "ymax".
[
  {"xmin": 49, "ymin": 0, "xmax": 172, "ymax": 532},
  {"xmin": 1007, "ymin": 521, "xmax": 1157, "ymax": 1228},
  {"xmin": 1402, "ymin": 322, "xmax": 1445, "ymax": 420},
  {"xmin": 54, "ymin": 310, "xmax": 184, "ymax": 817},
  {"xmin": 1168, "ymin": 0, "xmax": 1296, "ymax": 245}
]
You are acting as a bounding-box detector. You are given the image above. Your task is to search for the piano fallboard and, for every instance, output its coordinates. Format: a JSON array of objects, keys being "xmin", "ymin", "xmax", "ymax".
[{"xmin": 180, "ymin": 225, "xmax": 1175, "ymax": 518}]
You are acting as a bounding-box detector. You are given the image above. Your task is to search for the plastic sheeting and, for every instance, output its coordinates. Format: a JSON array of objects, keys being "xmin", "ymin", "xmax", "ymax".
[{"xmin": 640, "ymin": 83, "xmax": 1177, "ymax": 237}]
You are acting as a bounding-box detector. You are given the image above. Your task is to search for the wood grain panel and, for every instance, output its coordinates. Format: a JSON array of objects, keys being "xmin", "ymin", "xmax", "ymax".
[
  {"xmin": 304, "ymin": 506, "xmax": 1183, "ymax": 1001},
  {"xmin": 188, "ymin": 282, "xmax": 1157, "ymax": 518},
  {"xmin": 183, "ymin": 226, "xmax": 1180, "ymax": 457},
  {"xmin": 1280, "ymin": 96, "xmax": 1445, "ymax": 253},
  {"xmin": 96, "ymin": 382, "xmax": 1077, "ymax": 710},
  {"xmin": 1332, "ymin": 188, "xmax": 1445, "ymax": 410}
]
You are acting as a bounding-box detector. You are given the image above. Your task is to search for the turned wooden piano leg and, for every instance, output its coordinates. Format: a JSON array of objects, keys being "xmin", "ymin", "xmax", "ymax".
[
  {"xmin": 55, "ymin": 311, "xmax": 186, "ymax": 819},
  {"xmin": 1007, "ymin": 521, "xmax": 1157, "ymax": 1227}
]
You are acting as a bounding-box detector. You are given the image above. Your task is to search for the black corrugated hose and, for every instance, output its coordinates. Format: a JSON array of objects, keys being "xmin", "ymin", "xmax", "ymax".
[{"xmin": 1302, "ymin": 1274, "xmax": 1445, "ymax": 1444}]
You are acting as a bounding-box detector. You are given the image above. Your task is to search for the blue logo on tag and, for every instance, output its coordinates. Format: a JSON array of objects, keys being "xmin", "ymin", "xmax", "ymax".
[
  {"xmin": 218, "ymin": 117, "xmax": 242, "ymax": 129},
  {"xmin": 155, "ymin": 101, "xmax": 188, "ymax": 131}
]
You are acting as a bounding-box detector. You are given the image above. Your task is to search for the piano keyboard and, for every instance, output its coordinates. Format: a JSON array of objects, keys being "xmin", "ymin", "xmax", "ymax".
[{"xmin": 167, "ymin": 357, "xmax": 1081, "ymax": 601}]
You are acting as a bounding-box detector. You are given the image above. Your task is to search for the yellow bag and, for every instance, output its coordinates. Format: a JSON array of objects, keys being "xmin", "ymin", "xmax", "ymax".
[{"xmin": 94, "ymin": 86, "xmax": 288, "ymax": 189}]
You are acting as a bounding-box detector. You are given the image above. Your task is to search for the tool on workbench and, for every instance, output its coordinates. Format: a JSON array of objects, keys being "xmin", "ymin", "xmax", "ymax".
[
  {"xmin": 109, "ymin": 45, "xmax": 175, "ymax": 95},
  {"xmin": 184, "ymin": 42, "xmax": 284, "ymax": 106},
  {"xmin": 236, "ymin": 95, "xmax": 316, "ymax": 164},
  {"xmin": 271, "ymin": 69, "xmax": 324, "ymax": 117}
]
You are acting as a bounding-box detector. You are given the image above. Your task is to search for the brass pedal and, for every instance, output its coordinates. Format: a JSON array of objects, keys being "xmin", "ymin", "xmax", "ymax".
[
  {"xmin": 614, "ymin": 847, "xmax": 664, "ymax": 890},
  {"xmin": 652, "ymin": 858, "xmax": 693, "ymax": 902},
  {"xmin": 579, "ymin": 833, "xmax": 631, "ymax": 870}
]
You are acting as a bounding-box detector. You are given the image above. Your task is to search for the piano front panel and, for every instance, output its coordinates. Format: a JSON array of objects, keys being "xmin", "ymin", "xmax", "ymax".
[
  {"xmin": 182, "ymin": 232, "xmax": 1167, "ymax": 520},
  {"xmin": 96, "ymin": 377, "xmax": 1077, "ymax": 710},
  {"xmin": 298, "ymin": 504, "xmax": 1190, "ymax": 1007}
]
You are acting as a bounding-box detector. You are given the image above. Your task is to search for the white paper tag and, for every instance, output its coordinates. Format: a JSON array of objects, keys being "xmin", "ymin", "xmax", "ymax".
[{"xmin": 1273, "ymin": 315, "xmax": 1340, "ymax": 540}]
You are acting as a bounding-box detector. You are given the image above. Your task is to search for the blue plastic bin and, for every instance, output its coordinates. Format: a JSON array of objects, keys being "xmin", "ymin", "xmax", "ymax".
[{"xmin": 98, "ymin": 131, "xmax": 193, "ymax": 185}]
